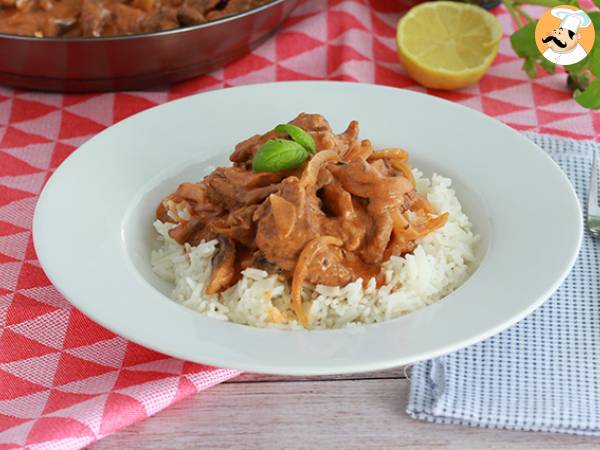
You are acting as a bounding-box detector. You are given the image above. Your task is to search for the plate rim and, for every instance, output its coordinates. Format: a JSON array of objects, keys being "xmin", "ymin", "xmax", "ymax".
[{"xmin": 33, "ymin": 81, "xmax": 583, "ymax": 375}]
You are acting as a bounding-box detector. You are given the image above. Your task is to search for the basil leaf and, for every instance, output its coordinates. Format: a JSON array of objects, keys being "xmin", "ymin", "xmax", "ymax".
[
  {"xmin": 252, "ymin": 139, "xmax": 309, "ymax": 172},
  {"xmin": 574, "ymin": 79, "xmax": 600, "ymax": 109},
  {"xmin": 274, "ymin": 124, "xmax": 316, "ymax": 154}
]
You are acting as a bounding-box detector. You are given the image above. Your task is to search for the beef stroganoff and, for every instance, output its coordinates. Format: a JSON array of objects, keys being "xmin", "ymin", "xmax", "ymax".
[{"xmin": 151, "ymin": 114, "xmax": 477, "ymax": 329}]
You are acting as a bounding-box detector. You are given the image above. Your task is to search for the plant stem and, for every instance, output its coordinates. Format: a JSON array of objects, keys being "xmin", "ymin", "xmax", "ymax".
[
  {"xmin": 514, "ymin": 0, "xmax": 562, "ymax": 7},
  {"xmin": 514, "ymin": 5, "xmax": 534, "ymax": 23},
  {"xmin": 503, "ymin": 0, "xmax": 523, "ymax": 28}
]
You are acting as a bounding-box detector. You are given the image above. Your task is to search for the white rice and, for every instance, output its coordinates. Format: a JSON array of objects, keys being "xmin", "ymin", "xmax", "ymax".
[{"xmin": 150, "ymin": 170, "xmax": 478, "ymax": 329}]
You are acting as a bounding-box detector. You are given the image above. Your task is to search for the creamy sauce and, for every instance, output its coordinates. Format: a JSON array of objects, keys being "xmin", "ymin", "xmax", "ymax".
[{"xmin": 157, "ymin": 113, "xmax": 448, "ymax": 297}]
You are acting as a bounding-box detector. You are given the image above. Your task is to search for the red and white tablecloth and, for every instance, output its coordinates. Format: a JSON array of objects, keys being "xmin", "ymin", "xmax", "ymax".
[{"xmin": 0, "ymin": 0, "xmax": 598, "ymax": 448}]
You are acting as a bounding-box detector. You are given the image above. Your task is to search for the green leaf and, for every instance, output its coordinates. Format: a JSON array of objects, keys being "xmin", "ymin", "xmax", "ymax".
[
  {"xmin": 589, "ymin": 11, "xmax": 600, "ymax": 29},
  {"xmin": 564, "ymin": 54, "xmax": 589, "ymax": 73},
  {"xmin": 594, "ymin": 0, "xmax": 600, "ymax": 8},
  {"xmin": 510, "ymin": 22, "xmax": 538, "ymax": 59},
  {"xmin": 540, "ymin": 58, "xmax": 556, "ymax": 74},
  {"xmin": 511, "ymin": 21, "xmax": 556, "ymax": 76},
  {"xmin": 574, "ymin": 79, "xmax": 600, "ymax": 109},
  {"xmin": 589, "ymin": 46, "xmax": 600, "ymax": 77},
  {"xmin": 591, "ymin": 13, "xmax": 600, "ymax": 75},
  {"xmin": 252, "ymin": 139, "xmax": 309, "ymax": 173},
  {"xmin": 274, "ymin": 124, "xmax": 316, "ymax": 154},
  {"xmin": 523, "ymin": 58, "xmax": 536, "ymax": 78}
]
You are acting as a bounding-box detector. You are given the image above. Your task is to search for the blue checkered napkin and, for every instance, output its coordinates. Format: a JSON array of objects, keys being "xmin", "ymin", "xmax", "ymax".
[{"xmin": 407, "ymin": 132, "xmax": 600, "ymax": 435}]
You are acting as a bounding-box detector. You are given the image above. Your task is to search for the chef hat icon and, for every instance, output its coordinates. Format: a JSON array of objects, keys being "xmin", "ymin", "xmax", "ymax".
[{"xmin": 551, "ymin": 8, "xmax": 592, "ymax": 33}]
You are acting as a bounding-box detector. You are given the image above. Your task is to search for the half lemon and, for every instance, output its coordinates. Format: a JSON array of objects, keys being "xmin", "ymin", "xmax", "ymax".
[{"xmin": 396, "ymin": 1, "xmax": 503, "ymax": 90}]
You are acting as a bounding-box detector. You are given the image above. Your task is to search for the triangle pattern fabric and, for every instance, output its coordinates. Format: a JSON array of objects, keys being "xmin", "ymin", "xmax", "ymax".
[
  {"xmin": 2, "ymin": 143, "xmax": 55, "ymax": 171},
  {"xmin": 66, "ymin": 337, "xmax": 128, "ymax": 368},
  {"xmin": 0, "ymin": 232, "xmax": 29, "ymax": 262},
  {"xmin": 0, "ymin": 172, "xmax": 47, "ymax": 195},
  {"xmin": 0, "ymin": 353, "xmax": 60, "ymax": 388},
  {"xmin": 58, "ymin": 111, "xmax": 105, "ymax": 140},
  {"xmin": 8, "ymin": 309, "xmax": 71, "ymax": 350},
  {"xmin": 57, "ymin": 371, "xmax": 120, "ymax": 396},
  {"xmin": 0, "ymin": 370, "xmax": 47, "ymax": 400},
  {"xmin": 12, "ymin": 111, "xmax": 62, "ymax": 141},
  {"xmin": 45, "ymin": 394, "xmax": 109, "ymax": 437},
  {"xmin": 0, "ymin": 2, "xmax": 596, "ymax": 449},
  {"xmin": 0, "ymin": 420, "xmax": 35, "ymax": 447},
  {"xmin": 17, "ymin": 91, "xmax": 62, "ymax": 108},
  {"xmin": 62, "ymin": 309, "xmax": 117, "ymax": 349},
  {"xmin": 8, "ymin": 99, "xmax": 56, "ymax": 125},
  {"xmin": 64, "ymin": 94, "xmax": 115, "ymax": 127},
  {"xmin": 52, "ymin": 353, "xmax": 115, "ymax": 386},
  {"xmin": 99, "ymin": 393, "xmax": 147, "ymax": 436},
  {"xmin": 0, "ymin": 330, "xmax": 57, "ymax": 363},
  {"xmin": 42, "ymin": 390, "xmax": 97, "ymax": 415},
  {"xmin": 0, "ymin": 390, "xmax": 50, "ymax": 418}
]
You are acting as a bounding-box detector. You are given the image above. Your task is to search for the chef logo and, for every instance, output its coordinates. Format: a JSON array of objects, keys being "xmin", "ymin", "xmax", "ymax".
[{"xmin": 535, "ymin": 5, "xmax": 595, "ymax": 66}]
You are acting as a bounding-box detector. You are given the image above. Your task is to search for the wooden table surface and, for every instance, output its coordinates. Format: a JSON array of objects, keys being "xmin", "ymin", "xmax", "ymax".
[{"xmin": 89, "ymin": 368, "xmax": 600, "ymax": 449}]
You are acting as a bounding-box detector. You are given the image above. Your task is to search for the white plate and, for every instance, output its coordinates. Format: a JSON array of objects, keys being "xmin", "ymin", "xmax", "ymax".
[{"xmin": 33, "ymin": 82, "xmax": 582, "ymax": 375}]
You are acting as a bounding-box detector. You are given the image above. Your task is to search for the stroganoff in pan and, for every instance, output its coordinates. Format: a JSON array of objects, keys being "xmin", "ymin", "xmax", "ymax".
[{"xmin": 0, "ymin": 0, "xmax": 271, "ymax": 37}]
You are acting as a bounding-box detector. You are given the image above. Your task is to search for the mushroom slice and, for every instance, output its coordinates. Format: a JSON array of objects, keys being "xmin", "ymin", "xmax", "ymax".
[{"xmin": 205, "ymin": 236, "xmax": 237, "ymax": 295}]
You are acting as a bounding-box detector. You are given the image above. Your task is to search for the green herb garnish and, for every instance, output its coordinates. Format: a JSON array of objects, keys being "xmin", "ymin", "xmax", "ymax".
[
  {"xmin": 252, "ymin": 139, "xmax": 310, "ymax": 172},
  {"xmin": 274, "ymin": 124, "xmax": 316, "ymax": 154}
]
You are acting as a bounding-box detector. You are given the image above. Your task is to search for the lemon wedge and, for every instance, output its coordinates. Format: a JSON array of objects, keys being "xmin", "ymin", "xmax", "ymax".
[{"xmin": 396, "ymin": 1, "xmax": 502, "ymax": 90}]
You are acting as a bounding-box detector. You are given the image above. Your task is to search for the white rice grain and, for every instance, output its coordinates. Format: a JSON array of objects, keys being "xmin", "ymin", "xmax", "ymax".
[{"xmin": 151, "ymin": 171, "xmax": 478, "ymax": 329}]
